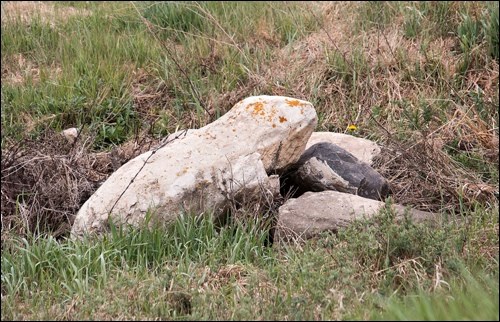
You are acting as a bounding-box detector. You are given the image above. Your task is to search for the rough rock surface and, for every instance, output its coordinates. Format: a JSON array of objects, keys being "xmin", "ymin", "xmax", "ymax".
[
  {"xmin": 71, "ymin": 96, "xmax": 317, "ymax": 238},
  {"xmin": 286, "ymin": 142, "xmax": 390, "ymax": 200},
  {"xmin": 306, "ymin": 132, "xmax": 381, "ymax": 165},
  {"xmin": 275, "ymin": 191, "xmax": 439, "ymax": 241}
]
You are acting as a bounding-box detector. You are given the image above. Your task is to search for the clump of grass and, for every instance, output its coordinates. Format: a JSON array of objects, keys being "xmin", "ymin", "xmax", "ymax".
[
  {"xmin": 402, "ymin": 5, "xmax": 424, "ymax": 39},
  {"xmin": 355, "ymin": 2, "xmax": 399, "ymax": 32},
  {"xmin": 482, "ymin": 1, "xmax": 499, "ymax": 60},
  {"xmin": 142, "ymin": 2, "xmax": 208, "ymax": 41},
  {"xmin": 2, "ymin": 203, "xmax": 497, "ymax": 320},
  {"xmin": 422, "ymin": 1, "xmax": 461, "ymax": 38},
  {"xmin": 457, "ymin": 12, "xmax": 482, "ymax": 54},
  {"xmin": 455, "ymin": 2, "xmax": 499, "ymax": 78},
  {"xmin": 374, "ymin": 268, "xmax": 499, "ymax": 321},
  {"xmin": 1, "ymin": 212, "xmax": 273, "ymax": 320}
]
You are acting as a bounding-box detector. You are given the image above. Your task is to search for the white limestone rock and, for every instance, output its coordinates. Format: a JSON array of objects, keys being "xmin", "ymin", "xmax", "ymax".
[
  {"xmin": 71, "ymin": 96, "xmax": 317, "ymax": 238},
  {"xmin": 275, "ymin": 191, "xmax": 439, "ymax": 242},
  {"xmin": 61, "ymin": 127, "xmax": 79, "ymax": 144}
]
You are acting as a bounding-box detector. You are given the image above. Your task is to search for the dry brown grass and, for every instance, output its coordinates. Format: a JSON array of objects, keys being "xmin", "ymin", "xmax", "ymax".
[
  {"xmin": 1, "ymin": 53, "xmax": 62, "ymax": 86},
  {"xmin": 0, "ymin": 128, "xmax": 160, "ymax": 239},
  {"xmin": 1, "ymin": 1, "xmax": 90, "ymax": 27}
]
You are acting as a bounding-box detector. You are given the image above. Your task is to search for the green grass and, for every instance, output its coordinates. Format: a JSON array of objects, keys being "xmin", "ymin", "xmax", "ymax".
[
  {"xmin": 374, "ymin": 268, "xmax": 499, "ymax": 321},
  {"xmin": 1, "ymin": 2, "xmax": 160, "ymax": 146},
  {"xmin": 1, "ymin": 1, "xmax": 498, "ymax": 320},
  {"xmin": 1, "ymin": 1, "xmax": 321, "ymax": 147},
  {"xmin": 2, "ymin": 205, "xmax": 498, "ymax": 320}
]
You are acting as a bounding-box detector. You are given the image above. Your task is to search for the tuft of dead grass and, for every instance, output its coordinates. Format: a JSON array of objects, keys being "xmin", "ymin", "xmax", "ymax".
[
  {"xmin": 0, "ymin": 128, "xmax": 160, "ymax": 239},
  {"xmin": 1, "ymin": 53, "xmax": 62, "ymax": 86},
  {"xmin": 1, "ymin": 1, "xmax": 91, "ymax": 27},
  {"xmin": 372, "ymin": 84, "xmax": 498, "ymax": 212}
]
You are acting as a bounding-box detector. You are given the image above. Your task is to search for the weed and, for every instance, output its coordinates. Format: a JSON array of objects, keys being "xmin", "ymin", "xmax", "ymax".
[
  {"xmin": 403, "ymin": 5, "xmax": 424, "ymax": 39},
  {"xmin": 482, "ymin": 1, "xmax": 499, "ymax": 60}
]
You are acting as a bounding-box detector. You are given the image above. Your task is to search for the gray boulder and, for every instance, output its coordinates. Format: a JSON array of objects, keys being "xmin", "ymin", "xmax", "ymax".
[
  {"xmin": 275, "ymin": 191, "xmax": 440, "ymax": 242},
  {"xmin": 285, "ymin": 142, "xmax": 390, "ymax": 200}
]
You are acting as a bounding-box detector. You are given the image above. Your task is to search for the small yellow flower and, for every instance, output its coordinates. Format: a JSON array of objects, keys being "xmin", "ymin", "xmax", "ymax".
[{"xmin": 347, "ymin": 124, "xmax": 358, "ymax": 131}]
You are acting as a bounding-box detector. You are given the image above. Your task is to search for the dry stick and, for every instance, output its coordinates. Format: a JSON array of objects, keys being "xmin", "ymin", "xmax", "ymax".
[
  {"xmin": 107, "ymin": 129, "xmax": 188, "ymax": 217},
  {"xmin": 130, "ymin": 2, "xmax": 213, "ymax": 120},
  {"xmin": 380, "ymin": 29, "xmax": 397, "ymax": 62}
]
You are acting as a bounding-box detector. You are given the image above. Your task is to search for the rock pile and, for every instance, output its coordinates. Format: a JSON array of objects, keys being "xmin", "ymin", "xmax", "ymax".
[{"xmin": 71, "ymin": 96, "xmax": 437, "ymax": 241}]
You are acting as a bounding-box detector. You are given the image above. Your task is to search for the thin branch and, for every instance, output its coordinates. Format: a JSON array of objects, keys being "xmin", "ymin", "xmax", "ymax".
[{"xmin": 107, "ymin": 129, "xmax": 188, "ymax": 216}]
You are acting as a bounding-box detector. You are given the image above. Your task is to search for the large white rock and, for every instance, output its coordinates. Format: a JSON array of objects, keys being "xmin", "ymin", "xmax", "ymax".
[
  {"xmin": 71, "ymin": 96, "xmax": 317, "ymax": 238},
  {"xmin": 306, "ymin": 132, "xmax": 381, "ymax": 165},
  {"xmin": 275, "ymin": 191, "xmax": 439, "ymax": 242}
]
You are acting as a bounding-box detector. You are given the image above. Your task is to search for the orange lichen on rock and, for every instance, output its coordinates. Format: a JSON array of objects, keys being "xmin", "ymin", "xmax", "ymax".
[
  {"xmin": 247, "ymin": 102, "xmax": 266, "ymax": 116},
  {"xmin": 266, "ymin": 107, "xmax": 277, "ymax": 123},
  {"xmin": 285, "ymin": 99, "xmax": 305, "ymax": 107},
  {"xmin": 244, "ymin": 99, "xmax": 306, "ymax": 126},
  {"xmin": 246, "ymin": 101, "xmax": 283, "ymax": 126},
  {"xmin": 176, "ymin": 167, "xmax": 189, "ymax": 176}
]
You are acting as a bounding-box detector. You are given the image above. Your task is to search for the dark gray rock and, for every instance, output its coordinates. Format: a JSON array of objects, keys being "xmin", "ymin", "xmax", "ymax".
[
  {"xmin": 285, "ymin": 142, "xmax": 390, "ymax": 200},
  {"xmin": 305, "ymin": 132, "xmax": 381, "ymax": 165}
]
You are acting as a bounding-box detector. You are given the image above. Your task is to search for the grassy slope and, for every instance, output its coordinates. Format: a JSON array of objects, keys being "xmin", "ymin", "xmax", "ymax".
[
  {"xmin": 1, "ymin": 207, "xmax": 498, "ymax": 320},
  {"xmin": 1, "ymin": 1, "xmax": 498, "ymax": 320}
]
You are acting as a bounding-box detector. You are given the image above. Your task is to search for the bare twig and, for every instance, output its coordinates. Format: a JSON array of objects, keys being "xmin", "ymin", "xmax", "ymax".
[{"xmin": 107, "ymin": 129, "xmax": 188, "ymax": 216}]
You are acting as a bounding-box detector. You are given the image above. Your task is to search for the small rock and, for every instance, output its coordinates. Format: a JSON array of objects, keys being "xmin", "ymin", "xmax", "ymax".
[{"xmin": 61, "ymin": 127, "xmax": 78, "ymax": 144}]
